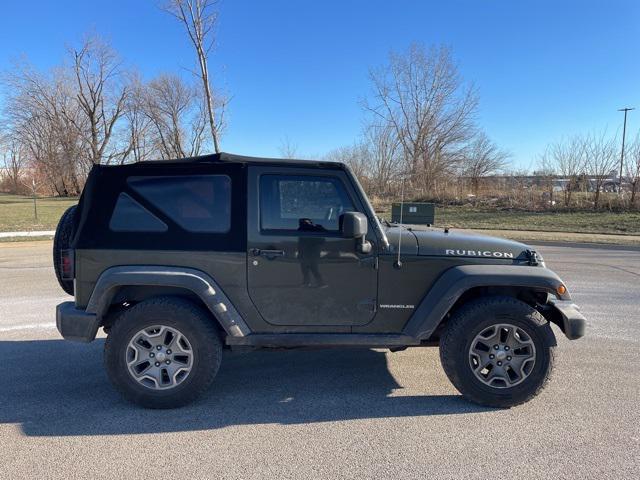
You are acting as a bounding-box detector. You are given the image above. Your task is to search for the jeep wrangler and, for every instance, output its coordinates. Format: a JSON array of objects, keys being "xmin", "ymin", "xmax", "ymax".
[{"xmin": 54, "ymin": 152, "xmax": 586, "ymax": 409}]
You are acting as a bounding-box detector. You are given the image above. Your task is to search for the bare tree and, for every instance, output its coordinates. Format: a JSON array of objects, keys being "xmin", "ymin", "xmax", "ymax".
[
  {"xmin": 143, "ymin": 74, "xmax": 207, "ymax": 159},
  {"xmin": 461, "ymin": 132, "xmax": 510, "ymax": 195},
  {"xmin": 548, "ymin": 135, "xmax": 586, "ymax": 207},
  {"xmin": 537, "ymin": 147, "xmax": 557, "ymax": 206},
  {"xmin": 625, "ymin": 133, "xmax": 640, "ymax": 205},
  {"xmin": 68, "ymin": 35, "xmax": 129, "ymax": 164},
  {"xmin": 3, "ymin": 64, "xmax": 86, "ymax": 195},
  {"xmin": 278, "ymin": 136, "xmax": 299, "ymax": 158},
  {"xmin": 0, "ymin": 138, "xmax": 25, "ymax": 193},
  {"xmin": 323, "ymin": 125, "xmax": 402, "ymax": 198},
  {"xmin": 163, "ymin": 0, "xmax": 228, "ymax": 153},
  {"xmin": 325, "ymin": 144, "xmax": 369, "ymax": 184},
  {"xmin": 363, "ymin": 43, "xmax": 478, "ymax": 196},
  {"xmin": 584, "ymin": 132, "xmax": 618, "ymax": 209},
  {"xmin": 119, "ymin": 73, "xmax": 155, "ymax": 163},
  {"xmin": 362, "ymin": 124, "xmax": 402, "ymax": 197}
]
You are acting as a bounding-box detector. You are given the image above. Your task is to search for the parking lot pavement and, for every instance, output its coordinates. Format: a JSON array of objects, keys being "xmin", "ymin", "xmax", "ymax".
[{"xmin": 0, "ymin": 242, "xmax": 638, "ymax": 479}]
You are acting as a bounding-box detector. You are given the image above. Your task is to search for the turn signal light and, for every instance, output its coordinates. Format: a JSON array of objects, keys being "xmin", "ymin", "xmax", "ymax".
[{"xmin": 557, "ymin": 284, "xmax": 567, "ymax": 296}]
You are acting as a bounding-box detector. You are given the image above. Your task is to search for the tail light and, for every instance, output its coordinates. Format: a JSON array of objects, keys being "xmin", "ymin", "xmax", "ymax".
[{"xmin": 60, "ymin": 249, "xmax": 75, "ymax": 280}]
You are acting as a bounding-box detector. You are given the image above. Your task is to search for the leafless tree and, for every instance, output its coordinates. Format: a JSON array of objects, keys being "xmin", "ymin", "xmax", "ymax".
[
  {"xmin": 362, "ymin": 124, "xmax": 403, "ymax": 197},
  {"xmin": 325, "ymin": 144, "xmax": 370, "ymax": 185},
  {"xmin": 3, "ymin": 64, "xmax": 86, "ymax": 195},
  {"xmin": 461, "ymin": 132, "xmax": 510, "ymax": 195},
  {"xmin": 142, "ymin": 74, "xmax": 208, "ymax": 159},
  {"xmin": 324, "ymin": 125, "xmax": 403, "ymax": 198},
  {"xmin": 0, "ymin": 137, "xmax": 25, "ymax": 193},
  {"xmin": 584, "ymin": 132, "xmax": 618, "ymax": 209},
  {"xmin": 68, "ymin": 35, "xmax": 129, "ymax": 164},
  {"xmin": 548, "ymin": 135, "xmax": 586, "ymax": 207},
  {"xmin": 163, "ymin": 0, "xmax": 228, "ymax": 153},
  {"xmin": 119, "ymin": 73, "xmax": 155, "ymax": 163},
  {"xmin": 625, "ymin": 133, "xmax": 640, "ymax": 205},
  {"xmin": 278, "ymin": 136, "xmax": 299, "ymax": 158},
  {"xmin": 363, "ymin": 43, "xmax": 478, "ymax": 196},
  {"xmin": 537, "ymin": 147, "xmax": 557, "ymax": 206}
]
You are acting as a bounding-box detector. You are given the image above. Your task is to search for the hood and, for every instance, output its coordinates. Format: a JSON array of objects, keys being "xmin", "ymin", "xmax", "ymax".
[{"xmin": 384, "ymin": 226, "xmax": 533, "ymax": 261}]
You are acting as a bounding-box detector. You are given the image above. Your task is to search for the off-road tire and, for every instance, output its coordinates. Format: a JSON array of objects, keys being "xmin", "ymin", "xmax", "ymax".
[
  {"xmin": 104, "ymin": 297, "xmax": 223, "ymax": 409},
  {"xmin": 439, "ymin": 296, "xmax": 556, "ymax": 408},
  {"xmin": 53, "ymin": 205, "xmax": 77, "ymax": 295}
]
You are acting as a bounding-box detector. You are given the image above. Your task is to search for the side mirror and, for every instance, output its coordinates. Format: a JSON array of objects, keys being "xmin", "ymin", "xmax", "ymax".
[
  {"xmin": 340, "ymin": 212, "xmax": 372, "ymax": 254},
  {"xmin": 341, "ymin": 211, "xmax": 367, "ymax": 238}
]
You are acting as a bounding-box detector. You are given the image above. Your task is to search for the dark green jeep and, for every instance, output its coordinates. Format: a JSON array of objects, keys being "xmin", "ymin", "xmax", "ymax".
[{"xmin": 54, "ymin": 153, "xmax": 585, "ymax": 409}]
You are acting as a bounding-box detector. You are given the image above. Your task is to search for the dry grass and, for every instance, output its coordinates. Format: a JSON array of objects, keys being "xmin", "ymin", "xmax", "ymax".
[{"xmin": 0, "ymin": 194, "xmax": 77, "ymax": 232}]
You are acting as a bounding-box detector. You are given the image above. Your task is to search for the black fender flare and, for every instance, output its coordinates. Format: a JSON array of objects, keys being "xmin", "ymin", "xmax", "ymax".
[
  {"xmin": 402, "ymin": 264, "xmax": 570, "ymax": 340},
  {"xmin": 86, "ymin": 266, "xmax": 251, "ymax": 338}
]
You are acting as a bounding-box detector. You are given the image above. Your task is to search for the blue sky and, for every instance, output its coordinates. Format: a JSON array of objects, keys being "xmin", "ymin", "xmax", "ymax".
[{"xmin": 1, "ymin": 0, "xmax": 638, "ymax": 169}]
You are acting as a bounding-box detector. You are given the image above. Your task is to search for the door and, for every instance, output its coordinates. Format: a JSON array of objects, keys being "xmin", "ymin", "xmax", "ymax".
[{"xmin": 247, "ymin": 166, "xmax": 378, "ymax": 327}]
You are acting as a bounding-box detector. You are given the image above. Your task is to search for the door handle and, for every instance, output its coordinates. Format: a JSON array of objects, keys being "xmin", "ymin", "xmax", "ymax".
[{"xmin": 251, "ymin": 249, "xmax": 285, "ymax": 258}]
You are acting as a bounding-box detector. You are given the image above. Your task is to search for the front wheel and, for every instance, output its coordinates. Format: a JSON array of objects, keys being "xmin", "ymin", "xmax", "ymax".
[
  {"xmin": 439, "ymin": 296, "xmax": 556, "ymax": 408},
  {"xmin": 104, "ymin": 297, "xmax": 222, "ymax": 409}
]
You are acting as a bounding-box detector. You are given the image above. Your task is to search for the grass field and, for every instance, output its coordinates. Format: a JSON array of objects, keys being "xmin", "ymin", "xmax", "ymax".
[
  {"xmin": 1, "ymin": 192, "xmax": 639, "ymax": 238},
  {"xmin": 0, "ymin": 194, "xmax": 77, "ymax": 232},
  {"xmin": 433, "ymin": 206, "xmax": 640, "ymax": 235}
]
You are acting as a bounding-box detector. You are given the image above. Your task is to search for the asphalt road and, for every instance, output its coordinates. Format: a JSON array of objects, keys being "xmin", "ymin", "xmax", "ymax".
[{"xmin": 0, "ymin": 242, "xmax": 638, "ymax": 479}]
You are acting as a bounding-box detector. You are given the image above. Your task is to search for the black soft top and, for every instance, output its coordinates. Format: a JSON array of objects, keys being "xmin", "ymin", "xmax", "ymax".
[
  {"xmin": 99, "ymin": 152, "xmax": 344, "ymax": 170},
  {"xmin": 73, "ymin": 152, "xmax": 345, "ymax": 251}
]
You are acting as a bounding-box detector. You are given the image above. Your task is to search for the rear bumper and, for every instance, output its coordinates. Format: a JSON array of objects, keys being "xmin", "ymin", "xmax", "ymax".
[
  {"xmin": 56, "ymin": 301, "xmax": 100, "ymax": 343},
  {"xmin": 549, "ymin": 299, "xmax": 586, "ymax": 340}
]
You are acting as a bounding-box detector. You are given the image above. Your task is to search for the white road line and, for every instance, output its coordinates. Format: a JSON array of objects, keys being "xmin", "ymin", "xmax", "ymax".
[{"xmin": 0, "ymin": 322, "xmax": 56, "ymax": 332}]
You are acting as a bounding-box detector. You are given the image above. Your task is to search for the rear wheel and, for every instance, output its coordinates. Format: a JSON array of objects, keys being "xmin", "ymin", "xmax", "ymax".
[
  {"xmin": 53, "ymin": 205, "xmax": 77, "ymax": 295},
  {"xmin": 439, "ymin": 296, "xmax": 556, "ymax": 408},
  {"xmin": 104, "ymin": 297, "xmax": 222, "ymax": 409}
]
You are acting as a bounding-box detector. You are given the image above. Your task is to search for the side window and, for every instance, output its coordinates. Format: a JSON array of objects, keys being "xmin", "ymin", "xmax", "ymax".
[
  {"xmin": 128, "ymin": 175, "xmax": 231, "ymax": 233},
  {"xmin": 260, "ymin": 175, "xmax": 355, "ymax": 232},
  {"xmin": 109, "ymin": 193, "xmax": 168, "ymax": 232}
]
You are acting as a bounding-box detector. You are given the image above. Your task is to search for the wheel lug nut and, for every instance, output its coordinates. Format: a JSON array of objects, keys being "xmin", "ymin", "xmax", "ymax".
[
  {"xmin": 507, "ymin": 356, "xmax": 512, "ymax": 361},
  {"xmin": 149, "ymin": 353, "xmax": 155, "ymax": 358},
  {"xmin": 493, "ymin": 345, "xmax": 499, "ymax": 350},
  {"xmin": 154, "ymin": 362, "xmax": 160, "ymax": 367},
  {"xmin": 166, "ymin": 349, "xmax": 172, "ymax": 354},
  {"xmin": 489, "ymin": 354, "xmax": 495, "ymax": 359},
  {"xmin": 156, "ymin": 345, "xmax": 162, "ymax": 350},
  {"xmin": 505, "ymin": 346, "xmax": 510, "ymax": 351},
  {"xmin": 165, "ymin": 360, "xmax": 171, "ymax": 365},
  {"xmin": 497, "ymin": 361, "xmax": 503, "ymax": 366}
]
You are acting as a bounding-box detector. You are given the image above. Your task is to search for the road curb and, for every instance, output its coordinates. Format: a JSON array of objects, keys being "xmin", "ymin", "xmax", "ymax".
[{"xmin": 0, "ymin": 231, "xmax": 55, "ymax": 238}]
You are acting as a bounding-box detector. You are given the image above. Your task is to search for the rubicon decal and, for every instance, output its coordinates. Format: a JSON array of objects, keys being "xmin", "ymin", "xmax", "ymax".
[{"xmin": 445, "ymin": 249, "xmax": 514, "ymax": 258}]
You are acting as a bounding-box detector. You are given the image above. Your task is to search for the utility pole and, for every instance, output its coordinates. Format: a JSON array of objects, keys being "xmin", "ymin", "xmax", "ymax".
[{"xmin": 618, "ymin": 107, "xmax": 634, "ymax": 193}]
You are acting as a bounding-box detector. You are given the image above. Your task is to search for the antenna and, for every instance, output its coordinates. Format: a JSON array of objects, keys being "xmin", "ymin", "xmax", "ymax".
[{"xmin": 394, "ymin": 176, "xmax": 406, "ymax": 269}]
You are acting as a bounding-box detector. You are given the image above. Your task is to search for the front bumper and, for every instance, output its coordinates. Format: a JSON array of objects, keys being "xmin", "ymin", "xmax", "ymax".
[
  {"xmin": 56, "ymin": 301, "xmax": 100, "ymax": 343},
  {"xmin": 548, "ymin": 299, "xmax": 587, "ymax": 340}
]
